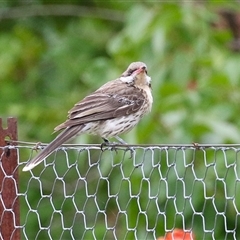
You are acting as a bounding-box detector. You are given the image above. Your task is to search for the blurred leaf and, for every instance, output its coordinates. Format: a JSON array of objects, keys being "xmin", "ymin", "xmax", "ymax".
[{"xmin": 2, "ymin": 2, "xmax": 240, "ymax": 240}]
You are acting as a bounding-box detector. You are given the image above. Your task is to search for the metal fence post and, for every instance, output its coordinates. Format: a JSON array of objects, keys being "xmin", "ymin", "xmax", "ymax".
[{"xmin": 0, "ymin": 118, "xmax": 20, "ymax": 240}]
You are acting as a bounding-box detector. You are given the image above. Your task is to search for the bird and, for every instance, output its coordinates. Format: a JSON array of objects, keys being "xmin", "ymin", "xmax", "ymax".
[{"xmin": 23, "ymin": 61, "xmax": 153, "ymax": 171}]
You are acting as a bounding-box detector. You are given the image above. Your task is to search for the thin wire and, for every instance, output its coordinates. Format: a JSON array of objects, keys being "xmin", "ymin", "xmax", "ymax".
[
  {"xmin": 1, "ymin": 141, "xmax": 239, "ymax": 239},
  {"xmin": 5, "ymin": 140, "xmax": 240, "ymax": 148}
]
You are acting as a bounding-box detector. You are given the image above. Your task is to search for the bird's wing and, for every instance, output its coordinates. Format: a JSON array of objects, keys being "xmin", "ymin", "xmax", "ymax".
[{"xmin": 54, "ymin": 80, "xmax": 145, "ymax": 131}]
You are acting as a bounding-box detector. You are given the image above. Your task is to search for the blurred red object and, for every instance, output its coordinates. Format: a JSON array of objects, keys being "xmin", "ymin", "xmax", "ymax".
[{"xmin": 157, "ymin": 228, "xmax": 195, "ymax": 240}]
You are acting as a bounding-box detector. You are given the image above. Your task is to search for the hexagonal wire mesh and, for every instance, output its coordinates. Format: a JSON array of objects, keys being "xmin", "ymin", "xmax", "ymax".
[{"xmin": 1, "ymin": 143, "xmax": 240, "ymax": 239}]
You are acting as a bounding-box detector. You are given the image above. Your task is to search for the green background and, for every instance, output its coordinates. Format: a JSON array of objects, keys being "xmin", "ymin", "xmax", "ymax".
[{"xmin": 1, "ymin": 1, "xmax": 240, "ymax": 239}]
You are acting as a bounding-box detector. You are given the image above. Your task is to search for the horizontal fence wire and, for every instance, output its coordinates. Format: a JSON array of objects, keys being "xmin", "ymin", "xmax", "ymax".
[{"xmin": 1, "ymin": 143, "xmax": 240, "ymax": 240}]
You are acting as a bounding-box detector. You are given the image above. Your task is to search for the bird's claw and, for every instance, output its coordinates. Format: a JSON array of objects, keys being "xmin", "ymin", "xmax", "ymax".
[
  {"xmin": 125, "ymin": 147, "xmax": 134, "ymax": 159},
  {"xmin": 101, "ymin": 138, "xmax": 109, "ymax": 151},
  {"xmin": 100, "ymin": 141, "xmax": 118, "ymax": 153},
  {"xmin": 100, "ymin": 142, "xmax": 106, "ymax": 151}
]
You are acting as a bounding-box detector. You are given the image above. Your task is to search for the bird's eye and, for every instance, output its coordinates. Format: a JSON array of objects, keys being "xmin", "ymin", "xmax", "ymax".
[{"xmin": 127, "ymin": 69, "xmax": 135, "ymax": 75}]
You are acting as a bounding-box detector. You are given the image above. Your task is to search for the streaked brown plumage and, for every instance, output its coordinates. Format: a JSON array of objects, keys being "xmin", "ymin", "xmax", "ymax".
[{"xmin": 23, "ymin": 62, "xmax": 153, "ymax": 171}]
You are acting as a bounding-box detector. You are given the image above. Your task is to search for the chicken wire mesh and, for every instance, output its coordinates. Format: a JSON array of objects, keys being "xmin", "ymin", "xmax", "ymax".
[{"xmin": 1, "ymin": 143, "xmax": 240, "ymax": 240}]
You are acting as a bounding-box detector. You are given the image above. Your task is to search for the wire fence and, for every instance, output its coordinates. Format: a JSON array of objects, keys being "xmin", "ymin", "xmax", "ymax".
[{"xmin": 1, "ymin": 142, "xmax": 240, "ymax": 240}]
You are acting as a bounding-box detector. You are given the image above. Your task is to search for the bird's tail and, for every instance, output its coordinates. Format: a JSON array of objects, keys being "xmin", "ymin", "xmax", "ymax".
[{"xmin": 22, "ymin": 125, "xmax": 84, "ymax": 171}]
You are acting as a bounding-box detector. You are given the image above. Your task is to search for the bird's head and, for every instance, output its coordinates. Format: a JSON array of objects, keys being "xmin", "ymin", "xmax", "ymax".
[{"xmin": 120, "ymin": 62, "xmax": 151, "ymax": 88}]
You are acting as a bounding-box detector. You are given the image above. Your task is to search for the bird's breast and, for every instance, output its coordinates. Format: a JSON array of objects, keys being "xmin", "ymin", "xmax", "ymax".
[
  {"xmin": 98, "ymin": 114, "xmax": 142, "ymax": 138},
  {"xmin": 140, "ymin": 86, "xmax": 153, "ymax": 113}
]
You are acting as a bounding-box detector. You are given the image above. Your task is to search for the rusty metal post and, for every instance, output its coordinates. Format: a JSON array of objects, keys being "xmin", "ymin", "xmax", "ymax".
[{"xmin": 0, "ymin": 118, "xmax": 20, "ymax": 240}]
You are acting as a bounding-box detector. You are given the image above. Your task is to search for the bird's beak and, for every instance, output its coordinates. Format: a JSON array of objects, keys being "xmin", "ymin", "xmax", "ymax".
[
  {"xmin": 133, "ymin": 66, "xmax": 151, "ymax": 87},
  {"xmin": 120, "ymin": 66, "xmax": 148, "ymax": 85},
  {"xmin": 133, "ymin": 66, "xmax": 147, "ymax": 76}
]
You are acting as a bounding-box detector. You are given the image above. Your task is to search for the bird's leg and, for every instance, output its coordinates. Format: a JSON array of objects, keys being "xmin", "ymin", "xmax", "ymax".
[
  {"xmin": 100, "ymin": 138, "xmax": 118, "ymax": 153},
  {"xmin": 114, "ymin": 136, "xmax": 134, "ymax": 159},
  {"xmin": 102, "ymin": 136, "xmax": 126, "ymax": 145},
  {"xmin": 103, "ymin": 138, "xmax": 109, "ymax": 144},
  {"xmin": 100, "ymin": 137, "xmax": 119, "ymax": 153},
  {"xmin": 100, "ymin": 138, "xmax": 109, "ymax": 151},
  {"xmin": 100, "ymin": 137, "xmax": 133, "ymax": 158},
  {"xmin": 114, "ymin": 136, "xmax": 127, "ymax": 144}
]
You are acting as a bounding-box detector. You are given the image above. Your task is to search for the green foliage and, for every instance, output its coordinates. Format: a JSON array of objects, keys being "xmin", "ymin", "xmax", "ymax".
[{"xmin": 1, "ymin": 1, "xmax": 240, "ymax": 239}]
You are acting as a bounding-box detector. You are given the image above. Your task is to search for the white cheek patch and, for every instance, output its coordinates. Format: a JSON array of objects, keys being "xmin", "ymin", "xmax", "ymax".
[
  {"xmin": 146, "ymin": 76, "xmax": 151, "ymax": 84},
  {"xmin": 120, "ymin": 75, "xmax": 134, "ymax": 84},
  {"xmin": 120, "ymin": 74, "xmax": 151, "ymax": 86}
]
